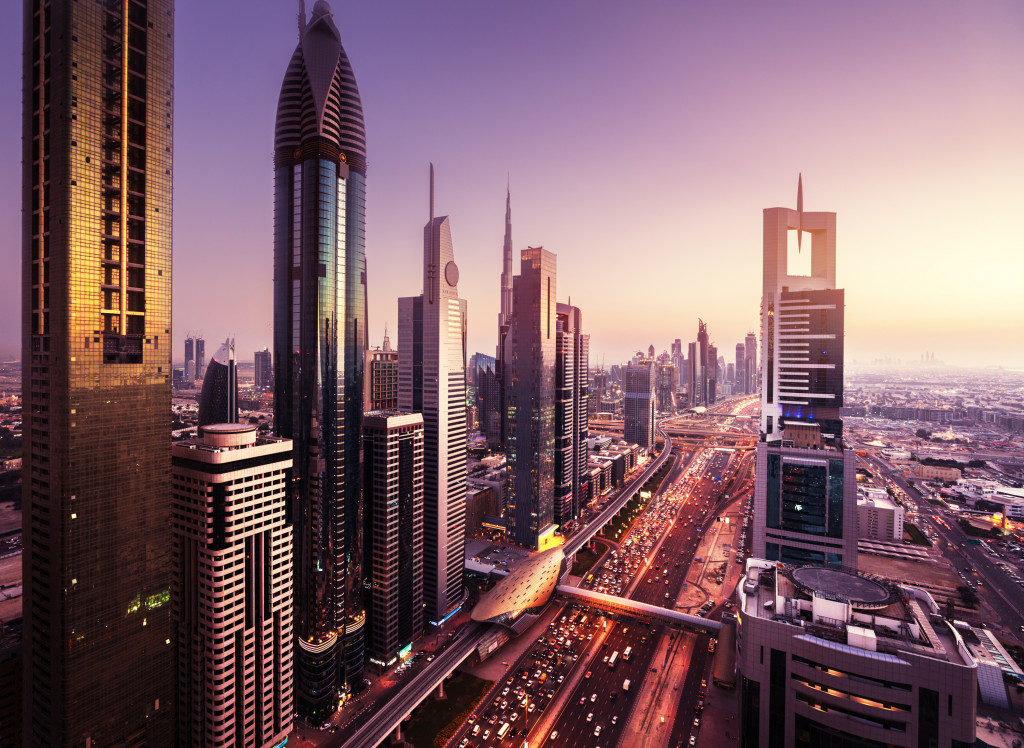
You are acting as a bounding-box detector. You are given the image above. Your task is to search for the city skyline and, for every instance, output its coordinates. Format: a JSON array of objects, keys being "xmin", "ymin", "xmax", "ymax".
[{"xmin": 2, "ymin": 2, "xmax": 1023, "ymax": 369}]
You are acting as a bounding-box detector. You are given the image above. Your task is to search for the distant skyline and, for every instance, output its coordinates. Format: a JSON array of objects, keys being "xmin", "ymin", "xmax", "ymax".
[{"xmin": 2, "ymin": 1, "xmax": 1023, "ymax": 367}]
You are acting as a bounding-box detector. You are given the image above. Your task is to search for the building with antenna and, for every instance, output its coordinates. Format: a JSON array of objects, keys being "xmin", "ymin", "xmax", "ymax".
[
  {"xmin": 398, "ymin": 165, "xmax": 468, "ymax": 627},
  {"xmin": 273, "ymin": 0, "xmax": 368, "ymax": 720}
]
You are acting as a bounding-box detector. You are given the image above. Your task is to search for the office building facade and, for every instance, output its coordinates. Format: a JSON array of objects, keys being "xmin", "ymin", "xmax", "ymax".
[
  {"xmin": 398, "ymin": 166, "xmax": 468, "ymax": 626},
  {"xmin": 21, "ymin": 0, "xmax": 176, "ymax": 742},
  {"xmin": 273, "ymin": 0, "xmax": 368, "ymax": 719},
  {"xmin": 623, "ymin": 360, "xmax": 656, "ymax": 450},
  {"xmin": 171, "ymin": 424, "xmax": 294, "ymax": 748},
  {"xmin": 362, "ymin": 412, "xmax": 424, "ymax": 669},
  {"xmin": 656, "ymin": 362, "xmax": 676, "ymax": 413},
  {"xmin": 197, "ymin": 337, "xmax": 237, "ymax": 428},
  {"xmin": 475, "ymin": 352, "xmax": 502, "ymax": 449},
  {"xmin": 504, "ymin": 248, "xmax": 558, "ymax": 549}
]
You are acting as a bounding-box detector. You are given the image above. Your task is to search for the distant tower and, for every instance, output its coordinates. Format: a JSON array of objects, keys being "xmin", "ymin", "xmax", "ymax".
[
  {"xmin": 254, "ymin": 347, "xmax": 273, "ymax": 390},
  {"xmin": 505, "ymin": 248, "xmax": 558, "ymax": 549},
  {"xmin": 498, "ymin": 184, "xmax": 514, "ymax": 330},
  {"xmin": 398, "ymin": 165, "xmax": 468, "ymax": 626},
  {"xmin": 735, "ymin": 342, "xmax": 746, "ymax": 395},
  {"xmin": 273, "ymin": 0, "xmax": 369, "ymax": 720},
  {"xmin": 623, "ymin": 360, "xmax": 656, "ymax": 450},
  {"xmin": 745, "ymin": 332, "xmax": 757, "ymax": 394},
  {"xmin": 195, "ymin": 336, "xmax": 206, "ymax": 381},
  {"xmin": 362, "ymin": 412, "xmax": 424, "ymax": 668},
  {"xmin": 185, "ymin": 336, "xmax": 196, "ymax": 381},
  {"xmin": 21, "ymin": 0, "xmax": 175, "ymax": 742},
  {"xmin": 172, "ymin": 424, "xmax": 294, "ymax": 747},
  {"xmin": 197, "ymin": 338, "xmax": 238, "ymax": 428}
]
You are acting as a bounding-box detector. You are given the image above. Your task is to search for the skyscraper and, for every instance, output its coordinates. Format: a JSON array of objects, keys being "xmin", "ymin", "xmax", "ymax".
[
  {"xmin": 185, "ymin": 336, "xmax": 196, "ymax": 381},
  {"xmin": 474, "ymin": 352, "xmax": 502, "ymax": 449},
  {"xmin": 688, "ymin": 320, "xmax": 713, "ymax": 408},
  {"xmin": 273, "ymin": 0, "xmax": 368, "ymax": 720},
  {"xmin": 656, "ymin": 362, "xmax": 676, "ymax": 413},
  {"xmin": 197, "ymin": 337, "xmax": 238, "ymax": 428},
  {"xmin": 21, "ymin": 0, "xmax": 175, "ymax": 743},
  {"xmin": 623, "ymin": 359, "xmax": 656, "ymax": 450},
  {"xmin": 735, "ymin": 342, "xmax": 746, "ymax": 395},
  {"xmin": 745, "ymin": 331, "xmax": 757, "ymax": 394},
  {"xmin": 194, "ymin": 335, "xmax": 206, "ymax": 381},
  {"xmin": 362, "ymin": 412, "xmax": 424, "ymax": 669},
  {"xmin": 554, "ymin": 303, "xmax": 589, "ymax": 527},
  {"xmin": 752, "ymin": 178, "xmax": 856, "ymax": 568},
  {"xmin": 398, "ymin": 166, "xmax": 468, "ymax": 626},
  {"xmin": 505, "ymin": 248, "xmax": 558, "ymax": 549},
  {"xmin": 498, "ymin": 185, "xmax": 514, "ymax": 331},
  {"xmin": 254, "ymin": 347, "xmax": 273, "ymax": 390},
  {"xmin": 172, "ymin": 424, "xmax": 294, "ymax": 747}
]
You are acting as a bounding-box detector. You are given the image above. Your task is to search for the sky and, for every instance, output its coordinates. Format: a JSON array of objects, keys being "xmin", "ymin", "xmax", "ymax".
[{"xmin": 1, "ymin": 1, "xmax": 1023, "ymax": 368}]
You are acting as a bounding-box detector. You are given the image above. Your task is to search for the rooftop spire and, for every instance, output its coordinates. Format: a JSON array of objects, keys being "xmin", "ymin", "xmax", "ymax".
[{"xmin": 498, "ymin": 177, "xmax": 514, "ymax": 330}]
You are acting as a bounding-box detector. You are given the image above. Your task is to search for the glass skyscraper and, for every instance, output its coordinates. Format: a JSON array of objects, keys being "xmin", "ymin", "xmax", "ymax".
[
  {"xmin": 273, "ymin": 0, "xmax": 367, "ymax": 722},
  {"xmin": 21, "ymin": 0, "xmax": 175, "ymax": 743}
]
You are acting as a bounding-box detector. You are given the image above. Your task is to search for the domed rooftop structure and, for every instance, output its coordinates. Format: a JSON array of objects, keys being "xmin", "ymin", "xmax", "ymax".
[{"xmin": 274, "ymin": 0, "xmax": 366, "ymax": 174}]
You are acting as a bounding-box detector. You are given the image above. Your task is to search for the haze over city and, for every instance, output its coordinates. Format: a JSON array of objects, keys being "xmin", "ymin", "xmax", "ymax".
[{"xmin": 1, "ymin": 0, "xmax": 1022, "ymax": 366}]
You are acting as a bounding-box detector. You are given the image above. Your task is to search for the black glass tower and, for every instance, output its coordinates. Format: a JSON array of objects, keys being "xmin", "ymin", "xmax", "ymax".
[
  {"xmin": 273, "ymin": 0, "xmax": 367, "ymax": 722},
  {"xmin": 21, "ymin": 0, "xmax": 175, "ymax": 743},
  {"xmin": 196, "ymin": 337, "xmax": 237, "ymax": 428}
]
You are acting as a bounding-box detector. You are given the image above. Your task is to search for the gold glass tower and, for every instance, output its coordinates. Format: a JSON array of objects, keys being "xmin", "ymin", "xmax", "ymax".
[{"xmin": 21, "ymin": 0, "xmax": 175, "ymax": 744}]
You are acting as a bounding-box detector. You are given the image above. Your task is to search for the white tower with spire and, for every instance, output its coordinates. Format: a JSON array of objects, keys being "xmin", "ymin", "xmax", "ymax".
[{"xmin": 398, "ymin": 165, "xmax": 469, "ymax": 626}]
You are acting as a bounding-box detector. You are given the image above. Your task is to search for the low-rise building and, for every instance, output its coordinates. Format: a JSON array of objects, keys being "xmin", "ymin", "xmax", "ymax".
[
  {"xmin": 736, "ymin": 560, "xmax": 976, "ymax": 748},
  {"xmin": 858, "ymin": 489, "xmax": 904, "ymax": 542}
]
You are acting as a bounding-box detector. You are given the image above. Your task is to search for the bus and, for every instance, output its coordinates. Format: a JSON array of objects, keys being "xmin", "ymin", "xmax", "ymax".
[
  {"xmin": 622, "ymin": 646, "xmax": 632, "ymax": 662},
  {"xmin": 497, "ymin": 722, "xmax": 511, "ymax": 739},
  {"xmin": 608, "ymin": 651, "xmax": 619, "ymax": 669}
]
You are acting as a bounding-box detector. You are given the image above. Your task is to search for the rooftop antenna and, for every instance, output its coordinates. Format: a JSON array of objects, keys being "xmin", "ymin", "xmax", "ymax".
[
  {"xmin": 427, "ymin": 163, "xmax": 436, "ymax": 304},
  {"xmin": 796, "ymin": 172, "xmax": 804, "ymax": 253},
  {"xmin": 297, "ymin": 0, "xmax": 306, "ymax": 40}
]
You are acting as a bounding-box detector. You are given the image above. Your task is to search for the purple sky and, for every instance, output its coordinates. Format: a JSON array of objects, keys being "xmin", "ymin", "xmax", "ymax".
[{"xmin": 2, "ymin": 1, "xmax": 1023, "ymax": 368}]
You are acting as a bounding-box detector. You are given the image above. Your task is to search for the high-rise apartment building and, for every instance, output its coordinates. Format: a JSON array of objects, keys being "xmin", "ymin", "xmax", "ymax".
[
  {"xmin": 197, "ymin": 337, "xmax": 237, "ymax": 428},
  {"xmin": 362, "ymin": 412, "xmax": 424, "ymax": 669},
  {"xmin": 364, "ymin": 331, "xmax": 398, "ymax": 412},
  {"xmin": 398, "ymin": 166, "xmax": 468, "ymax": 626},
  {"xmin": 623, "ymin": 359, "xmax": 656, "ymax": 450},
  {"xmin": 656, "ymin": 362, "xmax": 676, "ymax": 414},
  {"xmin": 21, "ymin": 0, "xmax": 176, "ymax": 742},
  {"xmin": 554, "ymin": 303, "xmax": 589, "ymax": 527},
  {"xmin": 273, "ymin": 1, "xmax": 368, "ymax": 719},
  {"xmin": 753, "ymin": 179, "xmax": 856, "ymax": 568},
  {"xmin": 171, "ymin": 424, "xmax": 294, "ymax": 747},
  {"xmin": 254, "ymin": 347, "xmax": 273, "ymax": 390},
  {"xmin": 504, "ymin": 248, "xmax": 558, "ymax": 549}
]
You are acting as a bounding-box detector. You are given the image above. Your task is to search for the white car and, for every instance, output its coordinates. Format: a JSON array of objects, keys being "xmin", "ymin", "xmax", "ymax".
[{"xmin": 587, "ymin": 712, "xmax": 594, "ymax": 722}]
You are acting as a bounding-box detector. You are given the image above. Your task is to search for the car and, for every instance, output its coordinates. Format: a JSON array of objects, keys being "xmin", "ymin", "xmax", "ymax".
[
  {"xmin": 482, "ymin": 730, "xmax": 490, "ymax": 740},
  {"xmin": 529, "ymin": 703, "xmax": 536, "ymax": 713},
  {"xmin": 579, "ymin": 696, "xmax": 587, "ymax": 705},
  {"xmin": 591, "ymin": 693, "xmax": 597, "ymax": 702},
  {"xmin": 594, "ymin": 725, "xmax": 602, "ymax": 737},
  {"xmin": 694, "ymin": 717, "xmax": 701, "ymax": 726},
  {"xmin": 585, "ymin": 670, "xmax": 592, "ymax": 679},
  {"xmin": 690, "ymin": 736, "xmax": 697, "ymax": 746},
  {"xmin": 550, "ymin": 731, "xmax": 559, "ymax": 740},
  {"xmin": 460, "ymin": 739, "xmax": 469, "ymax": 748},
  {"xmin": 502, "ymin": 687, "xmax": 509, "ymax": 696},
  {"xmin": 587, "ymin": 712, "xmax": 594, "ymax": 722},
  {"xmin": 611, "ymin": 715, "xmax": 618, "ymax": 725},
  {"xmin": 510, "ymin": 712, "xmax": 518, "ymax": 722}
]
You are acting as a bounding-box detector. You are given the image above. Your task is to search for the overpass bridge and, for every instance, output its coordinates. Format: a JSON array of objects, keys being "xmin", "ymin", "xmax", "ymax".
[{"xmin": 554, "ymin": 585, "xmax": 722, "ymax": 635}]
